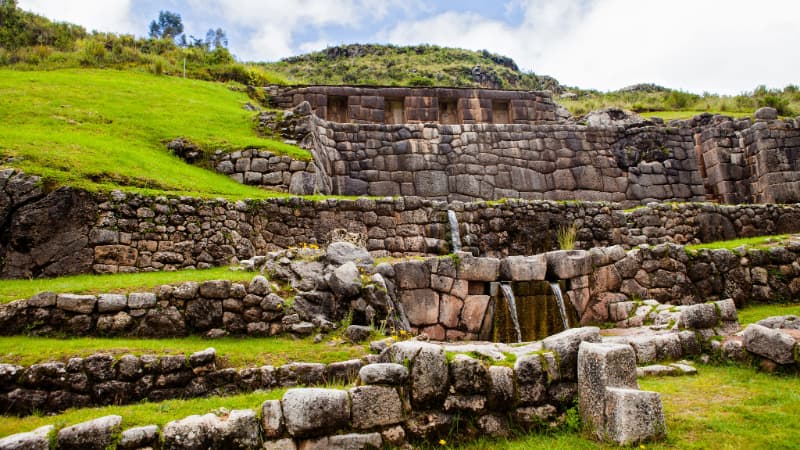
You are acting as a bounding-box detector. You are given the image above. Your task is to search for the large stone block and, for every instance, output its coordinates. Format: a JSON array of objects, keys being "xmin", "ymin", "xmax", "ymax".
[
  {"xmin": 543, "ymin": 327, "xmax": 601, "ymax": 380},
  {"xmin": 380, "ymin": 341, "xmax": 448, "ymax": 407},
  {"xmin": 679, "ymin": 302, "xmax": 719, "ymax": 329},
  {"xmin": 0, "ymin": 425, "xmax": 53, "ymax": 450},
  {"xmin": 604, "ymin": 387, "xmax": 666, "ymax": 445},
  {"xmin": 57, "ymin": 415, "xmax": 122, "ymax": 450},
  {"xmin": 393, "ymin": 260, "xmax": 430, "ymax": 289},
  {"xmin": 457, "ymin": 255, "xmax": 500, "ymax": 281},
  {"xmin": 56, "ymin": 294, "xmax": 96, "ymax": 314},
  {"xmin": 742, "ymin": 324, "xmax": 797, "ymax": 364},
  {"xmin": 358, "ymin": 363, "xmax": 409, "ymax": 385},
  {"xmin": 414, "ymin": 170, "xmax": 449, "ymax": 196},
  {"xmin": 461, "ymin": 295, "xmax": 490, "ymax": 333},
  {"xmin": 399, "ymin": 289, "xmax": 439, "ymax": 326},
  {"xmin": 545, "ymin": 250, "xmax": 592, "ymax": 279},
  {"xmin": 577, "ymin": 342, "xmax": 638, "ymax": 436},
  {"xmin": 350, "ymin": 385, "xmax": 403, "ymax": 429},
  {"xmin": 499, "ymin": 255, "xmax": 547, "ymax": 281},
  {"xmin": 281, "ymin": 388, "xmax": 350, "ymax": 437}
]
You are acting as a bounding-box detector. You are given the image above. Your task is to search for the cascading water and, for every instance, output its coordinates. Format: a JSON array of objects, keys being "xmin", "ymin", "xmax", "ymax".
[
  {"xmin": 549, "ymin": 281, "xmax": 570, "ymax": 331},
  {"xmin": 499, "ymin": 283, "xmax": 522, "ymax": 343},
  {"xmin": 447, "ymin": 210, "xmax": 462, "ymax": 253}
]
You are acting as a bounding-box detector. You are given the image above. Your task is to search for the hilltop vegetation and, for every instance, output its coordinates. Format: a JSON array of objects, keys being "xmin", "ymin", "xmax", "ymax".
[{"xmin": 261, "ymin": 43, "xmax": 562, "ymax": 91}]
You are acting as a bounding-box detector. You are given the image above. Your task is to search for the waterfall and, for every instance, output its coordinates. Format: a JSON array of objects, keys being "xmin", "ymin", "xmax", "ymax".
[
  {"xmin": 549, "ymin": 281, "xmax": 571, "ymax": 331},
  {"xmin": 499, "ymin": 283, "xmax": 522, "ymax": 343},
  {"xmin": 447, "ymin": 210, "xmax": 462, "ymax": 253}
]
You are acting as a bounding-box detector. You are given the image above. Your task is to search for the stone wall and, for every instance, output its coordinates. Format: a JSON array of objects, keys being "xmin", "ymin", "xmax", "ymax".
[
  {"xmin": 584, "ymin": 240, "xmax": 800, "ymax": 323},
  {"xmin": 0, "ymin": 348, "xmax": 364, "ymax": 416},
  {"xmin": 0, "ymin": 328, "xmax": 618, "ymax": 449},
  {"xmin": 209, "ymin": 149, "xmax": 321, "ymax": 195},
  {"xmin": 267, "ymin": 85, "xmax": 559, "ymax": 125},
  {"xmin": 308, "ymin": 113, "xmax": 705, "ymax": 203},
  {"xmin": 3, "ymin": 168, "xmax": 800, "ymax": 277},
  {"xmin": 270, "ymin": 92, "xmax": 800, "ymax": 205}
]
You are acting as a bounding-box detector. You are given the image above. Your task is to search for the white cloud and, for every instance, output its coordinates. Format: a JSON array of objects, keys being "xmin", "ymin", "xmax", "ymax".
[
  {"xmin": 18, "ymin": 0, "xmax": 137, "ymax": 34},
  {"xmin": 192, "ymin": 0, "xmax": 409, "ymax": 61},
  {"xmin": 379, "ymin": 0, "xmax": 800, "ymax": 94}
]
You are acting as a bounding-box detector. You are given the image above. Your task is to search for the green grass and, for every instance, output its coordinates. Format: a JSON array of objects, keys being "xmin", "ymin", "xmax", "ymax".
[
  {"xmin": 737, "ymin": 303, "xmax": 800, "ymax": 325},
  {"xmin": 0, "ymin": 334, "xmax": 368, "ymax": 368},
  {"xmin": 0, "ymin": 389, "xmax": 287, "ymax": 438},
  {"xmin": 640, "ymin": 110, "xmax": 754, "ymax": 121},
  {"xmin": 685, "ymin": 234, "xmax": 793, "ymax": 252},
  {"xmin": 0, "ymin": 69, "xmax": 310, "ymax": 198},
  {"xmin": 447, "ymin": 364, "xmax": 800, "ymax": 449},
  {"xmin": 0, "ymin": 267, "xmax": 255, "ymax": 304}
]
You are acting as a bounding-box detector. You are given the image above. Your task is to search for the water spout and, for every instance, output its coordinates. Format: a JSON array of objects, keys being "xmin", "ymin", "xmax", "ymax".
[
  {"xmin": 549, "ymin": 281, "xmax": 570, "ymax": 331},
  {"xmin": 447, "ymin": 210, "xmax": 462, "ymax": 253},
  {"xmin": 499, "ymin": 282, "xmax": 522, "ymax": 343}
]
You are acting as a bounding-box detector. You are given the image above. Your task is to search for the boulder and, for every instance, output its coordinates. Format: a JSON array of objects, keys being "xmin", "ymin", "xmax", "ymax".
[
  {"xmin": 449, "ymin": 354, "xmax": 489, "ymax": 394},
  {"xmin": 127, "ymin": 293, "xmax": 157, "ymax": 309},
  {"xmin": 56, "ymin": 294, "xmax": 96, "ymax": 314},
  {"xmin": 57, "ymin": 415, "xmax": 122, "ymax": 450},
  {"xmin": 350, "ymin": 385, "xmax": 404, "ymax": 429},
  {"xmin": 281, "ymin": 388, "xmax": 350, "ymax": 437},
  {"xmin": 545, "ymin": 250, "xmax": 592, "ymax": 279},
  {"xmin": 457, "ymin": 255, "xmax": 500, "ymax": 281},
  {"xmin": 499, "ymin": 255, "xmax": 547, "ymax": 281},
  {"xmin": 97, "ymin": 294, "xmax": 127, "ymax": 313},
  {"xmin": 261, "ymin": 400, "xmax": 284, "ymax": 438},
  {"xmin": 604, "ymin": 387, "xmax": 666, "ymax": 445},
  {"xmin": 0, "ymin": 425, "xmax": 53, "ymax": 450},
  {"xmin": 328, "ymin": 262, "xmax": 362, "ymax": 298},
  {"xmin": 118, "ymin": 425, "xmax": 159, "ymax": 450},
  {"xmin": 326, "ymin": 242, "xmax": 373, "ymax": 266},
  {"xmin": 542, "ymin": 326, "xmax": 601, "ymax": 380},
  {"xmin": 679, "ymin": 303, "xmax": 719, "ymax": 329},
  {"xmin": 380, "ymin": 341, "xmax": 448, "ymax": 407},
  {"xmin": 754, "ymin": 107, "xmax": 778, "ymax": 120},
  {"xmin": 742, "ymin": 324, "xmax": 797, "ymax": 364},
  {"xmin": 358, "ymin": 363, "xmax": 409, "ymax": 385},
  {"xmin": 344, "ymin": 325, "xmax": 372, "ymax": 343}
]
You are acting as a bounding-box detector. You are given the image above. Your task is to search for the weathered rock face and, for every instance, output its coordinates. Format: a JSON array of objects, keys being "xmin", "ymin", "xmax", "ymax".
[{"xmin": 0, "ymin": 183, "xmax": 96, "ymax": 278}]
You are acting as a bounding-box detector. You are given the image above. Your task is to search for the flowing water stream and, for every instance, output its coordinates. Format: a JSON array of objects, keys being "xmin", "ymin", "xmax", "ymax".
[
  {"xmin": 549, "ymin": 281, "xmax": 571, "ymax": 331},
  {"xmin": 499, "ymin": 282, "xmax": 522, "ymax": 343},
  {"xmin": 447, "ymin": 210, "xmax": 462, "ymax": 253}
]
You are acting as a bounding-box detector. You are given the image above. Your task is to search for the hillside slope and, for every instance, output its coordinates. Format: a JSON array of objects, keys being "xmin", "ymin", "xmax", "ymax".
[
  {"xmin": 261, "ymin": 44, "xmax": 562, "ymax": 91},
  {"xmin": 0, "ymin": 69, "xmax": 307, "ymax": 198}
]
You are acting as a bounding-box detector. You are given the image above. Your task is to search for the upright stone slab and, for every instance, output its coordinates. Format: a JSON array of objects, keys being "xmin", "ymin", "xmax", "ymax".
[
  {"xmin": 577, "ymin": 342, "xmax": 638, "ymax": 437},
  {"xmin": 604, "ymin": 387, "xmax": 666, "ymax": 445}
]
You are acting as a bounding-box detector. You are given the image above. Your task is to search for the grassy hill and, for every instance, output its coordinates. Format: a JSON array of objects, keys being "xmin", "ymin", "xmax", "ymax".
[
  {"xmin": 0, "ymin": 69, "xmax": 309, "ymax": 198},
  {"xmin": 260, "ymin": 44, "xmax": 562, "ymax": 91}
]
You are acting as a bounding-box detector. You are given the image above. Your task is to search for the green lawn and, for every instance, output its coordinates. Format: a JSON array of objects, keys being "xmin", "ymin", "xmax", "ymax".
[
  {"xmin": 0, "ymin": 389, "xmax": 287, "ymax": 438},
  {"xmin": 448, "ymin": 364, "xmax": 800, "ymax": 449},
  {"xmin": 0, "ymin": 267, "xmax": 256, "ymax": 304},
  {"xmin": 0, "ymin": 69, "xmax": 309, "ymax": 198},
  {"xmin": 684, "ymin": 234, "xmax": 794, "ymax": 253},
  {"xmin": 0, "ymin": 334, "xmax": 369, "ymax": 368},
  {"xmin": 738, "ymin": 303, "xmax": 800, "ymax": 325},
  {"xmin": 640, "ymin": 110, "xmax": 753, "ymax": 121}
]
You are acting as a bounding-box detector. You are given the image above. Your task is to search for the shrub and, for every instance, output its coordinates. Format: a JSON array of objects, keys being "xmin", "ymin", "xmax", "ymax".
[
  {"xmin": 557, "ymin": 223, "xmax": 578, "ymax": 250},
  {"xmin": 761, "ymin": 94, "xmax": 793, "ymax": 116}
]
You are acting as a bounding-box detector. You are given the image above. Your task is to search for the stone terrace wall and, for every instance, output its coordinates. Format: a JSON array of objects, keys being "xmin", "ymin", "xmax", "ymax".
[
  {"xmin": 267, "ymin": 85, "xmax": 558, "ymax": 125},
  {"xmin": 209, "ymin": 149, "xmax": 321, "ymax": 195},
  {"xmin": 0, "ymin": 329, "xmax": 612, "ymax": 449},
  {"xmin": 3, "ymin": 169, "xmax": 800, "ymax": 277},
  {"xmin": 271, "ymin": 97, "xmax": 800, "ymax": 205},
  {"xmin": 309, "ymin": 114, "xmax": 705, "ymax": 204},
  {"xmin": 0, "ymin": 348, "xmax": 364, "ymax": 416},
  {"xmin": 584, "ymin": 241, "xmax": 800, "ymax": 323}
]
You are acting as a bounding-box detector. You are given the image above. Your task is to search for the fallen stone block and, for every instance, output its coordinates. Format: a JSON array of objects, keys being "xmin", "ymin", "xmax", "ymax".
[
  {"xmin": 742, "ymin": 324, "xmax": 797, "ymax": 364},
  {"xmin": 604, "ymin": 387, "xmax": 666, "ymax": 445}
]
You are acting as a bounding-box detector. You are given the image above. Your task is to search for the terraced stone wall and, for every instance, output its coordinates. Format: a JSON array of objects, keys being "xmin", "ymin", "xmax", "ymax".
[{"xmin": 2, "ymin": 169, "xmax": 800, "ymax": 277}]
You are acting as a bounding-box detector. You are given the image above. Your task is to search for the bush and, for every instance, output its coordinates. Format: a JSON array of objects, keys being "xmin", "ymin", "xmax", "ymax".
[
  {"xmin": 761, "ymin": 94, "xmax": 793, "ymax": 116},
  {"xmin": 665, "ymin": 90, "xmax": 699, "ymax": 109}
]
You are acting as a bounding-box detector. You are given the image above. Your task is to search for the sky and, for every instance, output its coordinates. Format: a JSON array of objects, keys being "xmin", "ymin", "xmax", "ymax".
[{"xmin": 17, "ymin": 0, "xmax": 800, "ymax": 95}]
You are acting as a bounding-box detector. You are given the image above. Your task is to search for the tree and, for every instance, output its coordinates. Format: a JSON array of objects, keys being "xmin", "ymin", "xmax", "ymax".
[
  {"xmin": 148, "ymin": 10, "xmax": 184, "ymax": 42},
  {"xmin": 205, "ymin": 28, "xmax": 227, "ymax": 50}
]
